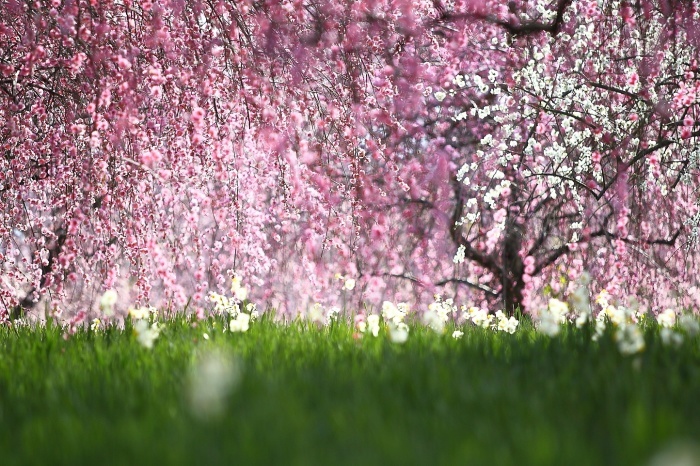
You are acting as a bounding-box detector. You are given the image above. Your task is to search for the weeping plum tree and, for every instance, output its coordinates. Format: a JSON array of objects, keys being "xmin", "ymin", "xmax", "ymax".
[
  {"xmin": 0, "ymin": 0, "xmax": 699, "ymax": 320},
  {"xmin": 429, "ymin": 0, "xmax": 700, "ymax": 314},
  {"xmin": 0, "ymin": 0, "xmax": 458, "ymax": 319}
]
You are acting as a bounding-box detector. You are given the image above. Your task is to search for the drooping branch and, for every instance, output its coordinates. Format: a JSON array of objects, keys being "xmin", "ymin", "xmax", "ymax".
[{"xmin": 431, "ymin": 0, "xmax": 574, "ymax": 37}]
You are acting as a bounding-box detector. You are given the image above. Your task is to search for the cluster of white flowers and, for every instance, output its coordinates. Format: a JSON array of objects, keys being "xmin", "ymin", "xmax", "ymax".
[
  {"xmin": 658, "ymin": 311, "xmax": 700, "ymax": 347},
  {"xmin": 528, "ymin": 275, "xmax": 700, "ymax": 355},
  {"xmin": 356, "ymin": 301, "xmax": 410, "ymax": 343},
  {"xmin": 209, "ymin": 277, "xmax": 248, "ymax": 315},
  {"xmin": 494, "ymin": 311, "xmax": 519, "ymax": 334},
  {"xmin": 188, "ymin": 349, "xmax": 242, "ymax": 420},
  {"xmin": 230, "ymin": 276, "xmax": 248, "ymax": 302},
  {"xmin": 97, "ymin": 290, "xmax": 162, "ymax": 349},
  {"xmin": 462, "ymin": 306, "xmax": 493, "ymax": 328},
  {"xmin": 423, "ymin": 296, "xmax": 457, "ymax": 334},
  {"xmin": 229, "ymin": 313, "xmax": 250, "ymax": 333},
  {"xmin": 99, "ymin": 289, "xmax": 118, "ymax": 316},
  {"xmin": 90, "ymin": 318, "xmax": 101, "ymax": 331},
  {"xmin": 365, "ymin": 314, "xmax": 381, "ymax": 337},
  {"xmin": 570, "ymin": 274, "xmax": 592, "ymax": 327},
  {"xmin": 307, "ymin": 303, "xmax": 340, "ymax": 326},
  {"xmin": 461, "ymin": 306, "xmax": 518, "ymax": 334},
  {"xmin": 453, "ymin": 244, "xmax": 466, "ymax": 264},
  {"xmin": 382, "ymin": 301, "xmax": 409, "ymax": 326},
  {"xmin": 534, "ymin": 277, "xmax": 591, "ymax": 338},
  {"xmin": 388, "ymin": 322, "xmax": 409, "ymax": 344},
  {"xmin": 134, "ymin": 319, "xmax": 161, "ymax": 349},
  {"xmin": 208, "ymin": 277, "xmax": 258, "ymax": 334},
  {"xmin": 592, "ymin": 290, "xmax": 645, "ymax": 355},
  {"xmin": 209, "ymin": 292, "xmax": 240, "ymax": 315},
  {"xmin": 614, "ymin": 324, "xmax": 645, "ymax": 356},
  {"xmin": 128, "ymin": 305, "xmax": 157, "ymax": 320},
  {"xmin": 385, "ymin": 301, "xmax": 410, "ymax": 343},
  {"xmin": 679, "ymin": 314, "xmax": 700, "ymax": 335},
  {"xmin": 657, "ymin": 309, "xmax": 677, "ymax": 328},
  {"xmin": 537, "ymin": 298, "xmax": 569, "ymax": 337},
  {"xmin": 660, "ymin": 326, "xmax": 683, "ymax": 347}
]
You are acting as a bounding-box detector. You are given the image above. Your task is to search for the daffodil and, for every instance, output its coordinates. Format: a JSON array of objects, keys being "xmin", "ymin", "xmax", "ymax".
[
  {"xmin": 657, "ymin": 309, "xmax": 677, "ymax": 328},
  {"xmin": 90, "ymin": 318, "xmax": 101, "ymax": 331},
  {"xmin": 494, "ymin": 311, "xmax": 518, "ymax": 334},
  {"xmin": 134, "ymin": 319, "xmax": 161, "ymax": 349},
  {"xmin": 679, "ymin": 314, "xmax": 700, "ymax": 335},
  {"xmin": 229, "ymin": 313, "xmax": 250, "ymax": 333},
  {"xmin": 660, "ymin": 327, "xmax": 683, "ymax": 347},
  {"xmin": 99, "ymin": 289, "xmax": 118, "ymax": 316},
  {"xmin": 210, "ymin": 292, "xmax": 240, "ymax": 316},
  {"xmin": 382, "ymin": 301, "xmax": 407, "ymax": 325},
  {"xmin": 366, "ymin": 314, "xmax": 380, "ymax": 337},
  {"xmin": 230, "ymin": 276, "xmax": 248, "ymax": 302},
  {"xmin": 389, "ymin": 322, "xmax": 409, "ymax": 344},
  {"xmin": 615, "ymin": 324, "xmax": 645, "ymax": 355},
  {"xmin": 128, "ymin": 306, "xmax": 154, "ymax": 320}
]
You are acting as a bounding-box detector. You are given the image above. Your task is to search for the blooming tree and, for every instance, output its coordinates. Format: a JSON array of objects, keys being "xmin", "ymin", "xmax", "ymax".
[
  {"xmin": 424, "ymin": 0, "xmax": 700, "ymax": 314},
  {"xmin": 1, "ymin": 0, "xmax": 699, "ymax": 322},
  {"xmin": 0, "ymin": 0, "xmax": 450, "ymax": 320}
]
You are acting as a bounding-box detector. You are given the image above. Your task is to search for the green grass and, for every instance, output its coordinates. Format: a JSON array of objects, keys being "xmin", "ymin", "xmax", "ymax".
[{"xmin": 1, "ymin": 316, "xmax": 700, "ymax": 465}]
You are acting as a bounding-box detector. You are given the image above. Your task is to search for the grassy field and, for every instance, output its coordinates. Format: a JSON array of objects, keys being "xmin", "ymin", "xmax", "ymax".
[{"xmin": 1, "ymin": 315, "xmax": 700, "ymax": 465}]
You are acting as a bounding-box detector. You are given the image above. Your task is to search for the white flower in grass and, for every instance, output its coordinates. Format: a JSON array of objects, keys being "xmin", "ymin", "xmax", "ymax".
[
  {"xmin": 367, "ymin": 314, "xmax": 380, "ymax": 337},
  {"xmin": 660, "ymin": 327, "xmax": 683, "ymax": 347},
  {"xmin": 679, "ymin": 314, "xmax": 700, "ymax": 335},
  {"xmin": 570, "ymin": 286, "xmax": 591, "ymax": 327},
  {"xmin": 538, "ymin": 298, "xmax": 568, "ymax": 336},
  {"xmin": 505, "ymin": 317, "xmax": 518, "ymax": 334},
  {"xmin": 424, "ymin": 296, "xmax": 457, "ymax": 333},
  {"xmin": 575, "ymin": 312, "xmax": 589, "ymax": 328},
  {"xmin": 382, "ymin": 301, "xmax": 407, "ymax": 325},
  {"xmin": 389, "ymin": 322, "xmax": 409, "ymax": 344},
  {"xmin": 539, "ymin": 311, "xmax": 561, "ymax": 337},
  {"xmin": 475, "ymin": 311, "xmax": 493, "ymax": 328},
  {"xmin": 423, "ymin": 308, "xmax": 445, "ymax": 334},
  {"xmin": 229, "ymin": 313, "xmax": 250, "ymax": 333},
  {"xmin": 99, "ymin": 289, "xmax": 118, "ymax": 316},
  {"xmin": 463, "ymin": 307, "xmax": 493, "ymax": 329},
  {"xmin": 494, "ymin": 310, "xmax": 518, "ymax": 334},
  {"xmin": 657, "ymin": 309, "xmax": 677, "ymax": 328},
  {"xmin": 355, "ymin": 318, "xmax": 367, "ymax": 334},
  {"xmin": 615, "ymin": 324, "xmax": 645, "ymax": 356},
  {"xmin": 129, "ymin": 306, "xmax": 154, "ymax": 320},
  {"xmin": 600, "ymin": 305, "xmax": 627, "ymax": 326},
  {"xmin": 452, "ymin": 330, "xmax": 464, "ymax": 339},
  {"xmin": 209, "ymin": 292, "xmax": 239, "ymax": 316},
  {"xmin": 343, "ymin": 278, "xmax": 356, "ymax": 291},
  {"xmin": 548, "ymin": 298, "xmax": 569, "ymax": 318},
  {"xmin": 188, "ymin": 349, "xmax": 242, "ymax": 420},
  {"xmin": 245, "ymin": 303, "xmax": 259, "ymax": 320},
  {"xmin": 134, "ymin": 319, "xmax": 161, "ymax": 349},
  {"xmin": 308, "ymin": 303, "xmax": 325, "ymax": 324},
  {"xmin": 326, "ymin": 306, "xmax": 340, "ymax": 322},
  {"xmin": 592, "ymin": 312, "xmax": 607, "ymax": 341},
  {"xmin": 90, "ymin": 318, "xmax": 101, "ymax": 331},
  {"xmin": 230, "ymin": 276, "xmax": 248, "ymax": 302}
]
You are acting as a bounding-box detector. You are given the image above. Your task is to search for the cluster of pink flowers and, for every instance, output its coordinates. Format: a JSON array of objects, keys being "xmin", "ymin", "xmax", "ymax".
[{"xmin": 1, "ymin": 1, "xmax": 700, "ymax": 325}]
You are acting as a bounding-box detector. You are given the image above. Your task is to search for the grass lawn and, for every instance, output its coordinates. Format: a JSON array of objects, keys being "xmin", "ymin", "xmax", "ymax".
[{"xmin": 1, "ymin": 316, "xmax": 699, "ymax": 465}]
